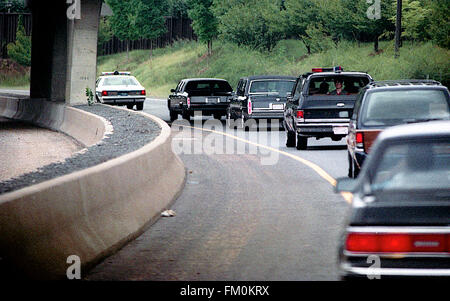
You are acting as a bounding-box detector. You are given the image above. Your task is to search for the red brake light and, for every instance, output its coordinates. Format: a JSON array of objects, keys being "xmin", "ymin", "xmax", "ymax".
[
  {"xmin": 356, "ymin": 132, "xmax": 363, "ymax": 144},
  {"xmin": 345, "ymin": 232, "xmax": 450, "ymax": 254},
  {"xmin": 141, "ymin": 90, "xmax": 146, "ymax": 96},
  {"xmin": 312, "ymin": 68, "xmax": 323, "ymax": 73},
  {"xmin": 102, "ymin": 91, "xmax": 108, "ymax": 96},
  {"xmin": 248, "ymin": 99, "xmax": 252, "ymax": 115},
  {"xmin": 296, "ymin": 110, "xmax": 304, "ymax": 119},
  {"xmin": 187, "ymin": 97, "xmax": 190, "ymax": 108}
]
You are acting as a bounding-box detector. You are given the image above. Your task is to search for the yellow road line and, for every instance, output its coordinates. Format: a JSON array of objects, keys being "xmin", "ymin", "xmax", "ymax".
[{"xmin": 183, "ymin": 125, "xmax": 353, "ymax": 204}]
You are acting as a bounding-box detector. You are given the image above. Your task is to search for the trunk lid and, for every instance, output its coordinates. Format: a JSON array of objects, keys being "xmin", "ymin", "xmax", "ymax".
[
  {"xmin": 302, "ymin": 95, "xmax": 357, "ymax": 120},
  {"xmin": 249, "ymin": 94, "xmax": 287, "ymax": 110}
]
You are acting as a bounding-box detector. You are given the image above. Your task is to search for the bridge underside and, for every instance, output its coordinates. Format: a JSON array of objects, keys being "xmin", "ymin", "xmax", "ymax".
[{"xmin": 28, "ymin": 0, "xmax": 101, "ymax": 105}]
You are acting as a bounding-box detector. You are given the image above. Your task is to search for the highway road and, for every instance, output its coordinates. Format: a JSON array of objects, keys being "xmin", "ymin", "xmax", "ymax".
[{"xmin": 85, "ymin": 98, "xmax": 352, "ymax": 281}]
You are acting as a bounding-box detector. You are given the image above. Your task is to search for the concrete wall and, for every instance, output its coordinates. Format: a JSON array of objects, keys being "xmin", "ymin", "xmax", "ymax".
[{"xmin": 0, "ymin": 98, "xmax": 185, "ymax": 279}]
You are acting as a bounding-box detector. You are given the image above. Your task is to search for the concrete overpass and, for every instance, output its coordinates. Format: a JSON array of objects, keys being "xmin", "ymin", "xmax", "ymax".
[{"xmin": 27, "ymin": 0, "xmax": 102, "ymax": 105}]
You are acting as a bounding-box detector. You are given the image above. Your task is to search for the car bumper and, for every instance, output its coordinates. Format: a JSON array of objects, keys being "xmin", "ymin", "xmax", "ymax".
[
  {"xmin": 101, "ymin": 97, "xmax": 145, "ymax": 105},
  {"xmin": 247, "ymin": 110, "xmax": 284, "ymax": 120},
  {"xmin": 296, "ymin": 123, "xmax": 349, "ymax": 137},
  {"xmin": 185, "ymin": 104, "xmax": 229, "ymax": 114}
]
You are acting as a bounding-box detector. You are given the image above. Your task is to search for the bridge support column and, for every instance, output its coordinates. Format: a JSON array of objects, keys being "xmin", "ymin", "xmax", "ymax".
[{"xmin": 29, "ymin": 0, "xmax": 102, "ymax": 105}]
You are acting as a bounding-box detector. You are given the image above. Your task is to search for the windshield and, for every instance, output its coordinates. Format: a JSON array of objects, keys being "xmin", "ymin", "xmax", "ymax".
[
  {"xmin": 102, "ymin": 76, "xmax": 139, "ymax": 86},
  {"xmin": 249, "ymin": 80, "xmax": 295, "ymax": 96},
  {"xmin": 362, "ymin": 89, "xmax": 450, "ymax": 126},
  {"xmin": 370, "ymin": 140, "xmax": 450, "ymax": 193}
]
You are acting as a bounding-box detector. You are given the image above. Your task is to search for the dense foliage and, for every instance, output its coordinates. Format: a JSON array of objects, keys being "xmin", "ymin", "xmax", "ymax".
[{"xmin": 7, "ymin": 22, "xmax": 31, "ymax": 67}]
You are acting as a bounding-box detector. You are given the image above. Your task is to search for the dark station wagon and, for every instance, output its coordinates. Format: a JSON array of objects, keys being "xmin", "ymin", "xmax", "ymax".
[
  {"xmin": 227, "ymin": 75, "xmax": 297, "ymax": 129},
  {"xmin": 336, "ymin": 121, "xmax": 450, "ymax": 279},
  {"xmin": 347, "ymin": 79, "xmax": 450, "ymax": 178}
]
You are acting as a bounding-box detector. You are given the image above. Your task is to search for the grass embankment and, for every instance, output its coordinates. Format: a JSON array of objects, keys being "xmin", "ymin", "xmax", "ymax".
[
  {"xmin": 97, "ymin": 39, "xmax": 450, "ymax": 98},
  {"xmin": 1, "ymin": 40, "xmax": 448, "ymax": 95}
]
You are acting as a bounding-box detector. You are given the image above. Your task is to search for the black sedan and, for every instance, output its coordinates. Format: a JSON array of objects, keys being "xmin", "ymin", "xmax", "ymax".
[{"xmin": 335, "ymin": 120, "xmax": 450, "ymax": 279}]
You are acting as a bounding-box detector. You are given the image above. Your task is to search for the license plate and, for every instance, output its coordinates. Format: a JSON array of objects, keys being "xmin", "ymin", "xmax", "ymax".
[
  {"xmin": 333, "ymin": 126, "xmax": 348, "ymax": 135},
  {"xmin": 206, "ymin": 98, "xmax": 219, "ymax": 103},
  {"xmin": 119, "ymin": 92, "xmax": 128, "ymax": 96},
  {"xmin": 272, "ymin": 104, "xmax": 284, "ymax": 110}
]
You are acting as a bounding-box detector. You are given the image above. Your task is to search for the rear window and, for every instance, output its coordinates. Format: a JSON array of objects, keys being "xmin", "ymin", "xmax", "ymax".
[
  {"xmin": 185, "ymin": 80, "xmax": 232, "ymax": 93},
  {"xmin": 102, "ymin": 76, "xmax": 139, "ymax": 86},
  {"xmin": 362, "ymin": 89, "xmax": 450, "ymax": 126},
  {"xmin": 371, "ymin": 140, "xmax": 450, "ymax": 192},
  {"xmin": 249, "ymin": 80, "xmax": 295, "ymax": 96},
  {"xmin": 308, "ymin": 76, "xmax": 370, "ymax": 95}
]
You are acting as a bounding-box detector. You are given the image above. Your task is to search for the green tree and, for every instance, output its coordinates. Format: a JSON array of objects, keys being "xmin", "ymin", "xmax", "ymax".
[
  {"xmin": 135, "ymin": 0, "xmax": 168, "ymax": 58},
  {"xmin": 188, "ymin": 0, "xmax": 218, "ymax": 56},
  {"xmin": 97, "ymin": 17, "xmax": 112, "ymax": 56},
  {"xmin": 427, "ymin": 0, "xmax": 449, "ymax": 49},
  {"xmin": 213, "ymin": 0, "xmax": 286, "ymax": 52},
  {"xmin": 106, "ymin": 0, "xmax": 140, "ymax": 61},
  {"xmin": 7, "ymin": 22, "xmax": 31, "ymax": 66}
]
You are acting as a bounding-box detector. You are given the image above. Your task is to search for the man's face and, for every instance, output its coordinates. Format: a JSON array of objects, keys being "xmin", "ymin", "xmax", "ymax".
[{"xmin": 335, "ymin": 81, "xmax": 342, "ymax": 89}]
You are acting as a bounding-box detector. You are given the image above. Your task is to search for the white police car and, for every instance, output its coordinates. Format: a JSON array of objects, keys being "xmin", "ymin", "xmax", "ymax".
[{"xmin": 95, "ymin": 71, "xmax": 146, "ymax": 110}]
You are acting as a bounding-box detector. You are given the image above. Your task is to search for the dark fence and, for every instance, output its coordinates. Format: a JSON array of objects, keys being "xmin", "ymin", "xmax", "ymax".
[
  {"xmin": 100, "ymin": 17, "xmax": 196, "ymax": 55},
  {"xmin": 0, "ymin": 13, "xmax": 195, "ymax": 58}
]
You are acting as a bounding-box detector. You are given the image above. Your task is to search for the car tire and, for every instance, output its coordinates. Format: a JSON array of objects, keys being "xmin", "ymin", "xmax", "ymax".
[
  {"xmin": 169, "ymin": 110, "xmax": 178, "ymax": 122},
  {"xmin": 348, "ymin": 152, "xmax": 353, "ymax": 178},
  {"xmin": 213, "ymin": 113, "xmax": 222, "ymax": 120},
  {"xmin": 286, "ymin": 130, "xmax": 296, "ymax": 147},
  {"xmin": 136, "ymin": 103, "xmax": 144, "ymax": 111},
  {"xmin": 127, "ymin": 104, "xmax": 134, "ymax": 110},
  {"xmin": 296, "ymin": 135, "xmax": 308, "ymax": 150},
  {"xmin": 182, "ymin": 111, "xmax": 190, "ymax": 121}
]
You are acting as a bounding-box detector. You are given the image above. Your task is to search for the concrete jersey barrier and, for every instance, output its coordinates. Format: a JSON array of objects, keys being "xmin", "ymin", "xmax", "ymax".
[{"xmin": 0, "ymin": 97, "xmax": 185, "ymax": 279}]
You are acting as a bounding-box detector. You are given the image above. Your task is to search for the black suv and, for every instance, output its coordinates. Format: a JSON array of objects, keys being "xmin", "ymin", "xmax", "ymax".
[
  {"xmin": 284, "ymin": 67, "xmax": 373, "ymax": 149},
  {"xmin": 347, "ymin": 80, "xmax": 450, "ymax": 178}
]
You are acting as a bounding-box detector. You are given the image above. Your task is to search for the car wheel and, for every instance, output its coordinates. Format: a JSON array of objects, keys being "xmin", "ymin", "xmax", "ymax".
[
  {"xmin": 136, "ymin": 103, "xmax": 144, "ymax": 111},
  {"xmin": 296, "ymin": 135, "xmax": 308, "ymax": 150},
  {"xmin": 286, "ymin": 130, "xmax": 296, "ymax": 148},
  {"xmin": 127, "ymin": 104, "xmax": 134, "ymax": 110},
  {"xmin": 213, "ymin": 113, "xmax": 222, "ymax": 120},
  {"xmin": 353, "ymin": 160, "xmax": 360, "ymax": 178},
  {"xmin": 169, "ymin": 110, "xmax": 178, "ymax": 122}
]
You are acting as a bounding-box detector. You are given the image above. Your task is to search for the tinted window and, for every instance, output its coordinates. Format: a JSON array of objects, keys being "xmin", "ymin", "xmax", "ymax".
[
  {"xmin": 371, "ymin": 140, "xmax": 450, "ymax": 192},
  {"xmin": 185, "ymin": 80, "xmax": 232, "ymax": 93},
  {"xmin": 102, "ymin": 76, "xmax": 139, "ymax": 86},
  {"xmin": 361, "ymin": 89, "xmax": 449, "ymax": 126},
  {"xmin": 249, "ymin": 80, "xmax": 295, "ymax": 96}
]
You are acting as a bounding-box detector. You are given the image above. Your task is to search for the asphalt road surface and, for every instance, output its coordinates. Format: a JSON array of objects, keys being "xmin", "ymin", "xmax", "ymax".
[{"xmin": 85, "ymin": 98, "xmax": 351, "ymax": 281}]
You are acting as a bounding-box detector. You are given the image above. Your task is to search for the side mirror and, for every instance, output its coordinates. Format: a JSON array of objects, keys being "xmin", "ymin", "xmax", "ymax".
[
  {"xmin": 334, "ymin": 177, "xmax": 358, "ymax": 193},
  {"xmin": 170, "ymin": 89, "xmax": 176, "ymax": 93}
]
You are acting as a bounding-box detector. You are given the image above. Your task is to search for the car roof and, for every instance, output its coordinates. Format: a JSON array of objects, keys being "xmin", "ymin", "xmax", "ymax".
[
  {"xmin": 376, "ymin": 120, "xmax": 450, "ymax": 143},
  {"xmin": 243, "ymin": 75, "xmax": 297, "ymax": 81},
  {"xmin": 366, "ymin": 79, "xmax": 445, "ymax": 90},
  {"xmin": 181, "ymin": 78, "xmax": 229, "ymax": 82},
  {"xmin": 307, "ymin": 71, "xmax": 371, "ymax": 78}
]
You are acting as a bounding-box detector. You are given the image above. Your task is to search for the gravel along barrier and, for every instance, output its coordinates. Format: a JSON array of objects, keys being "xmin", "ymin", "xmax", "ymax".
[{"xmin": 0, "ymin": 97, "xmax": 186, "ymax": 279}]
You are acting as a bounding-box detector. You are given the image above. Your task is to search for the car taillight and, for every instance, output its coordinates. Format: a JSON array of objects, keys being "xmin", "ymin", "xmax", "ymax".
[
  {"xmin": 102, "ymin": 91, "xmax": 108, "ymax": 96},
  {"xmin": 141, "ymin": 90, "xmax": 146, "ymax": 96},
  {"xmin": 345, "ymin": 232, "xmax": 450, "ymax": 254},
  {"xmin": 187, "ymin": 97, "xmax": 190, "ymax": 108},
  {"xmin": 248, "ymin": 98, "xmax": 252, "ymax": 115},
  {"xmin": 296, "ymin": 110, "xmax": 304, "ymax": 122},
  {"xmin": 355, "ymin": 132, "xmax": 364, "ymax": 149}
]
